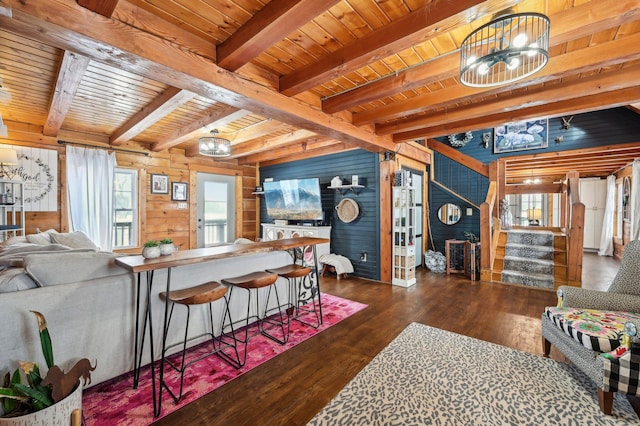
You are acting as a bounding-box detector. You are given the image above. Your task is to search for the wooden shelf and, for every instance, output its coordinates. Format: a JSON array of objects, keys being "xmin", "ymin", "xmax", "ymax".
[{"xmin": 328, "ymin": 184, "xmax": 364, "ymax": 195}]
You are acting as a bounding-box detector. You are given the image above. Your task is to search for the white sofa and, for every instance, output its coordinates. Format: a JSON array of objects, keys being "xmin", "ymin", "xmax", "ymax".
[{"xmin": 0, "ymin": 239, "xmax": 292, "ymax": 387}]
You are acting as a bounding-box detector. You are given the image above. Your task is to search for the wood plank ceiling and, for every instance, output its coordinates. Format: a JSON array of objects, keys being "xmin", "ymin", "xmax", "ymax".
[{"xmin": 0, "ymin": 0, "xmax": 639, "ymax": 181}]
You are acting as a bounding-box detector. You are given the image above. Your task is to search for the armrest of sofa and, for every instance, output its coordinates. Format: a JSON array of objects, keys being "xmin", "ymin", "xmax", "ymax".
[{"xmin": 558, "ymin": 286, "xmax": 640, "ymax": 312}]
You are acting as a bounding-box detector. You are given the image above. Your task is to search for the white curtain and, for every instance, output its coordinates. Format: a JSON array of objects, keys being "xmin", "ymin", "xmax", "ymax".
[
  {"xmin": 598, "ymin": 175, "xmax": 615, "ymax": 256},
  {"xmin": 66, "ymin": 146, "xmax": 116, "ymax": 251},
  {"xmin": 632, "ymin": 160, "xmax": 640, "ymax": 241}
]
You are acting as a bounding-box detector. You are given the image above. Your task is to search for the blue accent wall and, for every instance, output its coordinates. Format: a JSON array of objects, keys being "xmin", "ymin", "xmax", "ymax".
[
  {"xmin": 430, "ymin": 106, "xmax": 640, "ymax": 253},
  {"xmin": 260, "ymin": 150, "xmax": 380, "ymax": 280},
  {"xmin": 441, "ymin": 107, "xmax": 640, "ymax": 165},
  {"xmin": 429, "ymin": 152, "xmax": 487, "ymax": 252}
]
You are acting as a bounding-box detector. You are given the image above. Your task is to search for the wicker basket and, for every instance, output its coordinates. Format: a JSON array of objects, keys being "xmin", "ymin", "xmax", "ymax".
[{"xmin": 336, "ymin": 198, "xmax": 359, "ymax": 223}]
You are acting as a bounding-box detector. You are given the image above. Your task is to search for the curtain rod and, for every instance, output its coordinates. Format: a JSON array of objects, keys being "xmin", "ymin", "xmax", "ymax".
[{"xmin": 57, "ymin": 140, "xmax": 150, "ymax": 157}]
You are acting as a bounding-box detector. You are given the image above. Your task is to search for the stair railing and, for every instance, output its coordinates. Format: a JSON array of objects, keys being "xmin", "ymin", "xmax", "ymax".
[
  {"xmin": 480, "ymin": 181, "xmax": 498, "ymax": 281},
  {"xmin": 565, "ymin": 171, "xmax": 585, "ymax": 285}
]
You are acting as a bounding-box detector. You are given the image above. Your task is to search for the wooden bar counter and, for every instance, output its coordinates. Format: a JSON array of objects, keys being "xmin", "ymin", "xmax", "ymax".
[
  {"xmin": 115, "ymin": 237, "xmax": 329, "ymax": 272},
  {"xmin": 115, "ymin": 237, "xmax": 329, "ymax": 417}
]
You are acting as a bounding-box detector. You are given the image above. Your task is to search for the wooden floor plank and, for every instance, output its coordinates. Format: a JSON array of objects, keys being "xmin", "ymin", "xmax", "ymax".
[{"xmin": 155, "ymin": 252, "xmax": 637, "ymax": 425}]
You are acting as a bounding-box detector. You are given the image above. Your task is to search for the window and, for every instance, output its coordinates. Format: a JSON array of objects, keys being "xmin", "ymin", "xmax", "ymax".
[
  {"xmin": 113, "ymin": 168, "xmax": 138, "ymax": 248},
  {"xmin": 203, "ymin": 181, "xmax": 228, "ymax": 245}
]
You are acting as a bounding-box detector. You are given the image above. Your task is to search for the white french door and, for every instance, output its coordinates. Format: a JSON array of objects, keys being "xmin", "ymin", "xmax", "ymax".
[{"xmin": 196, "ymin": 172, "xmax": 235, "ymax": 247}]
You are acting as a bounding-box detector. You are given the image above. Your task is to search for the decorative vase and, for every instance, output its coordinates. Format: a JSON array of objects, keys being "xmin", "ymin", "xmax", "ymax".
[
  {"xmin": 142, "ymin": 246, "xmax": 160, "ymax": 259},
  {"xmin": 159, "ymin": 243, "xmax": 174, "ymax": 256},
  {"xmin": 0, "ymin": 384, "xmax": 82, "ymax": 426},
  {"xmin": 501, "ymin": 209, "xmax": 513, "ymax": 230}
]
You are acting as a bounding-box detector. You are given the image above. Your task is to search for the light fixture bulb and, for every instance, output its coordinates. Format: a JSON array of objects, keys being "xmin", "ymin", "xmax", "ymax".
[
  {"xmin": 527, "ymin": 42, "xmax": 539, "ymax": 57},
  {"xmin": 512, "ymin": 33, "xmax": 528, "ymax": 48},
  {"xmin": 466, "ymin": 56, "xmax": 477, "ymax": 67},
  {"xmin": 478, "ymin": 62, "xmax": 490, "ymax": 75},
  {"xmin": 506, "ymin": 57, "xmax": 520, "ymax": 70}
]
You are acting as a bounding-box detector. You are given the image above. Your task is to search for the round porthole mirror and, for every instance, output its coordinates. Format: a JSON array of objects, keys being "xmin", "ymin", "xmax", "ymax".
[{"xmin": 438, "ymin": 203, "xmax": 462, "ymax": 225}]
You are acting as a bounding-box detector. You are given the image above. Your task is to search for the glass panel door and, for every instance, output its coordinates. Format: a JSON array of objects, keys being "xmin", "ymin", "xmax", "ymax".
[{"xmin": 196, "ymin": 173, "xmax": 235, "ymax": 247}]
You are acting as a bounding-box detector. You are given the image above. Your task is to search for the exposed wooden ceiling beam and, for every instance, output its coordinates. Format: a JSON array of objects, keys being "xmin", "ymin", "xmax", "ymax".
[
  {"xmin": 249, "ymin": 141, "xmax": 354, "ymax": 166},
  {"xmin": 43, "ymin": 50, "xmax": 90, "ymax": 137},
  {"xmin": 213, "ymin": 129, "xmax": 321, "ymax": 159},
  {"xmin": 225, "ymin": 120, "xmax": 291, "ymax": 145},
  {"xmin": 154, "ymin": 106, "xmax": 248, "ymax": 152},
  {"xmin": 354, "ymin": 31, "xmax": 640, "ymax": 126},
  {"xmin": 217, "ymin": 0, "xmax": 341, "ymax": 71},
  {"xmin": 393, "ymin": 87, "xmax": 640, "ymax": 142},
  {"xmin": 110, "ymin": 87, "xmax": 196, "ymax": 145},
  {"xmin": 380, "ymin": 64, "xmax": 640, "ymax": 135},
  {"xmin": 330, "ymin": 0, "xmax": 640, "ymax": 115},
  {"xmin": 279, "ymin": 0, "xmax": 518, "ymax": 96},
  {"xmin": 4, "ymin": 0, "xmax": 394, "ymax": 153},
  {"xmin": 239, "ymin": 138, "xmax": 338, "ymax": 165}
]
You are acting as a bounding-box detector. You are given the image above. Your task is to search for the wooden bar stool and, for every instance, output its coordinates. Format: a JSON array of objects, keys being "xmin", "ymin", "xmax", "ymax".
[
  {"xmin": 221, "ymin": 271, "xmax": 287, "ymax": 367},
  {"xmin": 159, "ymin": 281, "xmax": 240, "ymax": 402},
  {"xmin": 267, "ymin": 264, "xmax": 322, "ymax": 328}
]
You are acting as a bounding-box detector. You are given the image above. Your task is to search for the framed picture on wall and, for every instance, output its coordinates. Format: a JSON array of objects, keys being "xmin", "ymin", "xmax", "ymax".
[
  {"xmin": 171, "ymin": 182, "xmax": 188, "ymax": 201},
  {"xmin": 150, "ymin": 173, "xmax": 169, "ymax": 194},
  {"xmin": 494, "ymin": 119, "xmax": 548, "ymax": 153}
]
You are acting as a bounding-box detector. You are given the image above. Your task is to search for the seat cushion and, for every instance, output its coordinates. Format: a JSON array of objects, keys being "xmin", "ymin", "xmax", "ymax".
[{"xmin": 544, "ymin": 307, "xmax": 640, "ymax": 352}]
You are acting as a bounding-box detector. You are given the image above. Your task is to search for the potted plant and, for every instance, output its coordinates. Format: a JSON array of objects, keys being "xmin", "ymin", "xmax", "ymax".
[
  {"xmin": 0, "ymin": 311, "xmax": 93, "ymax": 424},
  {"xmin": 142, "ymin": 240, "xmax": 160, "ymax": 259},
  {"xmin": 159, "ymin": 238, "xmax": 174, "ymax": 256}
]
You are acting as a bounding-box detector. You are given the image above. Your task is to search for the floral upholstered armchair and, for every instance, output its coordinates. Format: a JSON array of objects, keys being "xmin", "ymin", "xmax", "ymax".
[{"xmin": 541, "ymin": 240, "xmax": 640, "ymax": 415}]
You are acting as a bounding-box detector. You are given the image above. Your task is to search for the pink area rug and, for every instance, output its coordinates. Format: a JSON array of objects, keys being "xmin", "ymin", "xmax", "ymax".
[{"xmin": 82, "ymin": 293, "xmax": 367, "ymax": 425}]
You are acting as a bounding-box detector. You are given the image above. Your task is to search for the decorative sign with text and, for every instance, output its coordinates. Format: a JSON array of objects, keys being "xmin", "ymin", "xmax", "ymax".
[{"xmin": 0, "ymin": 145, "xmax": 58, "ymax": 211}]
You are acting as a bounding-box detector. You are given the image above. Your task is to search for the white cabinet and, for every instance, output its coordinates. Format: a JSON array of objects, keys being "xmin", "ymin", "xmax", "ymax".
[
  {"xmin": 580, "ymin": 178, "xmax": 607, "ymax": 250},
  {"xmin": 392, "ymin": 186, "xmax": 416, "ymax": 287},
  {"xmin": 261, "ymin": 223, "xmax": 331, "ymax": 267},
  {"xmin": 0, "ymin": 180, "xmax": 25, "ymax": 242}
]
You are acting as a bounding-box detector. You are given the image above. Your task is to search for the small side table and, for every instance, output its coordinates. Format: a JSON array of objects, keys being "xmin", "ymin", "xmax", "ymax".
[
  {"xmin": 466, "ymin": 242, "xmax": 480, "ymax": 281},
  {"xmin": 445, "ymin": 239, "xmax": 467, "ymax": 275}
]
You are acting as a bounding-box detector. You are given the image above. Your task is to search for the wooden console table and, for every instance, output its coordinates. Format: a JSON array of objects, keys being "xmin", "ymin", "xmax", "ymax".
[{"xmin": 115, "ymin": 237, "xmax": 328, "ymax": 417}]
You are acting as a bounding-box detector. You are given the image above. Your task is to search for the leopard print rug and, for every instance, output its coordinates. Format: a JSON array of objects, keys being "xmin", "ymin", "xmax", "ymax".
[{"xmin": 309, "ymin": 323, "xmax": 638, "ymax": 425}]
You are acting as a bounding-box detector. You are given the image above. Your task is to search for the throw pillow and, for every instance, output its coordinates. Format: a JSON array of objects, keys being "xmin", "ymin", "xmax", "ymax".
[
  {"xmin": 25, "ymin": 228, "xmax": 59, "ymax": 245},
  {"xmin": 50, "ymin": 231, "xmax": 100, "ymax": 250}
]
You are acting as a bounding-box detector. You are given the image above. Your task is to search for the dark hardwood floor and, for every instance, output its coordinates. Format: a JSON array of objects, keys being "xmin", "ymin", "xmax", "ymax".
[{"xmin": 157, "ymin": 252, "xmax": 632, "ymax": 425}]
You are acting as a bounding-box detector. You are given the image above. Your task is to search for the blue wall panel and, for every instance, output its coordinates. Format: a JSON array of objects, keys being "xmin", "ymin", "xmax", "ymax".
[
  {"xmin": 439, "ymin": 107, "xmax": 640, "ymax": 165},
  {"xmin": 430, "ymin": 106, "xmax": 640, "ymax": 254},
  {"xmin": 260, "ymin": 150, "xmax": 380, "ymax": 280}
]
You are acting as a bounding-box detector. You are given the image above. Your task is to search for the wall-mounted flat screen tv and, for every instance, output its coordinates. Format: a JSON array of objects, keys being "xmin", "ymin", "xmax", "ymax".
[{"xmin": 263, "ymin": 178, "xmax": 323, "ymax": 220}]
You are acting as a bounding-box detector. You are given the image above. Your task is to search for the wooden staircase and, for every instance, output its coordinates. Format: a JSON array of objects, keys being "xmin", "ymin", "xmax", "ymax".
[{"xmin": 492, "ymin": 228, "xmax": 568, "ymax": 290}]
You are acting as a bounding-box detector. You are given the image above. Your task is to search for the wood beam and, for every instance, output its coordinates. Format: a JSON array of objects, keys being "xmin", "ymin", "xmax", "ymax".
[
  {"xmin": 355, "ymin": 30, "xmax": 640, "ymax": 126},
  {"xmin": 222, "ymin": 129, "xmax": 321, "ymax": 159},
  {"xmin": 110, "ymin": 87, "xmax": 196, "ymax": 145},
  {"xmin": 154, "ymin": 106, "xmax": 248, "ymax": 152},
  {"xmin": 254, "ymin": 142, "xmax": 354, "ymax": 167},
  {"xmin": 238, "ymin": 136, "xmax": 337, "ymax": 164},
  {"xmin": 393, "ymin": 87, "xmax": 640, "ymax": 142},
  {"xmin": 217, "ymin": 0, "xmax": 340, "ymax": 71},
  {"xmin": 280, "ymin": 0, "xmax": 518, "ymax": 96},
  {"xmin": 226, "ymin": 121, "xmax": 291, "ymax": 145},
  {"xmin": 506, "ymin": 184, "xmax": 564, "ymax": 195},
  {"xmin": 380, "ymin": 63, "xmax": 640, "ymax": 135},
  {"xmin": 329, "ymin": 0, "xmax": 640, "ymax": 116},
  {"xmin": 43, "ymin": 50, "xmax": 90, "ymax": 137},
  {"xmin": 3, "ymin": 0, "xmax": 393, "ymax": 153},
  {"xmin": 395, "ymin": 142, "xmax": 431, "ymax": 165}
]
